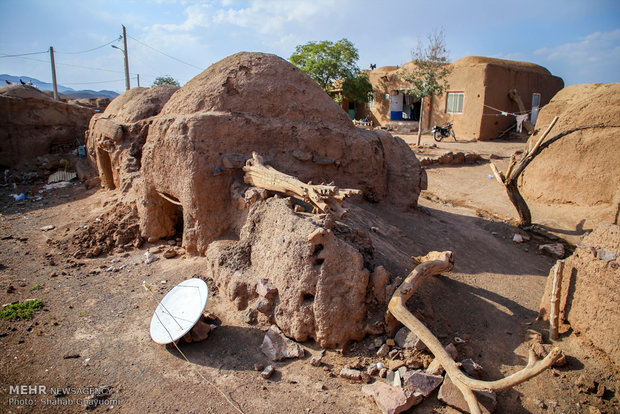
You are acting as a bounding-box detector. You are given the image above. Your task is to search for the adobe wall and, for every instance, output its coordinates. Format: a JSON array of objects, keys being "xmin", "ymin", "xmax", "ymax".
[
  {"xmin": 428, "ymin": 64, "xmax": 486, "ymax": 139},
  {"xmin": 480, "ymin": 64, "xmax": 564, "ymax": 140}
]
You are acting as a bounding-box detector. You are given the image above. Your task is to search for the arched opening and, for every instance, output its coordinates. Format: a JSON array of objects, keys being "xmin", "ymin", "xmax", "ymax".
[
  {"xmin": 158, "ymin": 192, "xmax": 184, "ymax": 240},
  {"xmin": 96, "ymin": 148, "xmax": 115, "ymax": 190}
]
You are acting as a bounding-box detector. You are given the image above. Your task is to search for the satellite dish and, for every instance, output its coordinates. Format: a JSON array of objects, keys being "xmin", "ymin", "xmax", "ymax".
[{"xmin": 150, "ymin": 278, "xmax": 209, "ymax": 345}]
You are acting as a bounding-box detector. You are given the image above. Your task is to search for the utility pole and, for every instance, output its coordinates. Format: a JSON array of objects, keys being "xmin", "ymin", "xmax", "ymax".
[
  {"xmin": 122, "ymin": 25, "xmax": 130, "ymax": 91},
  {"xmin": 49, "ymin": 46, "xmax": 58, "ymax": 101},
  {"xmin": 136, "ymin": 74, "xmax": 140, "ymax": 87}
]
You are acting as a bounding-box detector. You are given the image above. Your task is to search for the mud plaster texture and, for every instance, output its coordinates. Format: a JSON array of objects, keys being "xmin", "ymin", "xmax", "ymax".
[
  {"xmin": 0, "ymin": 85, "xmax": 95, "ymax": 168},
  {"xmin": 85, "ymin": 85, "xmax": 179, "ymax": 193},
  {"xmin": 539, "ymin": 224, "xmax": 620, "ymax": 367},
  {"xmin": 520, "ymin": 83, "xmax": 620, "ymax": 228},
  {"xmin": 124, "ymin": 52, "xmax": 424, "ymax": 255}
]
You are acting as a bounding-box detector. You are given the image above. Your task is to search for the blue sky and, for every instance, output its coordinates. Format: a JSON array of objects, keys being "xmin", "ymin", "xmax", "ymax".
[{"xmin": 1, "ymin": 0, "xmax": 618, "ymax": 92}]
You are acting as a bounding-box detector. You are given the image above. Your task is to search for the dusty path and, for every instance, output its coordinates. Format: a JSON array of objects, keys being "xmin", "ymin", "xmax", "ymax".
[{"xmin": 0, "ymin": 146, "xmax": 617, "ymax": 413}]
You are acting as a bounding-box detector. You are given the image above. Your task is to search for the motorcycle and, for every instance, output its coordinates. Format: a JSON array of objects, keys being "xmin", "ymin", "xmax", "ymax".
[{"xmin": 432, "ymin": 121, "xmax": 456, "ymax": 142}]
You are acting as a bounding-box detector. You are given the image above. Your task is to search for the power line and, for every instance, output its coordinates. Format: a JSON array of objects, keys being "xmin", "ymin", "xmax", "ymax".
[
  {"xmin": 128, "ymin": 35, "xmax": 203, "ymax": 70},
  {"xmin": 56, "ymin": 37, "xmax": 122, "ymax": 55},
  {"xmin": 0, "ymin": 50, "xmax": 48, "ymax": 58},
  {"xmin": 61, "ymin": 78, "xmax": 128, "ymax": 86}
]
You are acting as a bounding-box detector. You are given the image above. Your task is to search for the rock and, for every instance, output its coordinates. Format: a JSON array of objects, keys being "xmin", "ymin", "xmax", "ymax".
[
  {"xmin": 404, "ymin": 370, "xmax": 444, "ymax": 397},
  {"xmin": 362, "ymin": 381, "xmax": 424, "ymax": 414},
  {"xmin": 538, "ymin": 243, "xmax": 565, "ymax": 259},
  {"xmin": 388, "ymin": 349, "xmax": 401, "ymax": 359},
  {"xmin": 259, "ymin": 325, "xmax": 304, "ymax": 361},
  {"xmin": 253, "ymin": 363, "xmax": 264, "ymax": 371},
  {"xmin": 339, "ymin": 367, "xmax": 362, "ymax": 381},
  {"xmin": 386, "ymin": 339, "xmax": 396, "ymax": 347},
  {"xmin": 261, "ymin": 365, "xmax": 275, "ymax": 379},
  {"xmin": 438, "ymin": 376, "xmax": 497, "ymax": 413},
  {"xmin": 310, "ymin": 351, "xmax": 324, "ymax": 367},
  {"xmin": 394, "ymin": 327, "xmax": 427, "ymax": 351},
  {"xmin": 427, "ymin": 343, "xmax": 459, "ymax": 375},
  {"xmin": 163, "ymin": 248, "xmax": 178, "ymax": 259},
  {"xmin": 63, "ymin": 353, "xmax": 80, "ymax": 359},
  {"xmin": 379, "ymin": 368, "xmax": 388, "ymax": 378},
  {"xmin": 389, "ymin": 360, "xmax": 406, "ymax": 371},
  {"xmin": 256, "ymin": 299, "xmax": 273, "ymax": 314},
  {"xmin": 144, "ymin": 251, "xmax": 159, "ymax": 264},
  {"xmin": 575, "ymin": 374, "xmax": 596, "ymax": 393},
  {"xmin": 460, "ymin": 358, "xmax": 485, "ymax": 379},
  {"xmin": 377, "ymin": 344, "xmax": 389, "ymax": 357},
  {"xmin": 256, "ymin": 278, "xmax": 278, "ymax": 298},
  {"xmin": 189, "ymin": 319, "xmax": 212, "ymax": 342},
  {"xmin": 244, "ymin": 308, "xmax": 258, "ymax": 325},
  {"xmin": 438, "ymin": 152, "xmax": 454, "ymax": 164},
  {"xmin": 367, "ymin": 364, "xmax": 379, "ymax": 376},
  {"xmin": 370, "ymin": 266, "xmax": 391, "ymax": 304},
  {"xmin": 513, "ymin": 234, "xmax": 525, "ymax": 243},
  {"xmin": 40, "ymin": 225, "xmax": 55, "ymax": 231}
]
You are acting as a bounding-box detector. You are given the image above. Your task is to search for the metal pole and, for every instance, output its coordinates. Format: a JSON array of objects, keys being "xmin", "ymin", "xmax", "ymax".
[
  {"xmin": 49, "ymin": 46, "xmax": 58, "ymax": 101},
  {"xmin": 122, "ymin": 25, "xmax": 130, "ymax": 90},
  {"xmin": 137, "ymin": 74, "xmax": 140, "ymax": 87}
]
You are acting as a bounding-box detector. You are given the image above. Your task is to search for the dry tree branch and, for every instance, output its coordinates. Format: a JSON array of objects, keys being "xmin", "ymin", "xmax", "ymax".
[{"xmin": 388, "ymin": 251, "xmax": 563, "ymax": 414}]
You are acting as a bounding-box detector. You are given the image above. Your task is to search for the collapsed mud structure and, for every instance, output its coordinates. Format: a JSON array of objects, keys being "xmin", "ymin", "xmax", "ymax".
[
  {"xmin": 520, "ymin": 83, "xmax": 620, "ymax": 229},
  {"xmin": 539, "ymin": 224, "xmax": 620, "ymax": 367},
  {"xmin": 87, "ymin": 52, "xmax": 426, "ymax": 347},
  {"xmin": 0, "ymin": 85, "xmax": 95, "ymax": 168}
]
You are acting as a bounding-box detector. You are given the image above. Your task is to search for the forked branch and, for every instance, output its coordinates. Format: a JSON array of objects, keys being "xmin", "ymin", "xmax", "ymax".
[{"xmin": 388, "ymin": 251, "xmax": 563, "ymax": 414}]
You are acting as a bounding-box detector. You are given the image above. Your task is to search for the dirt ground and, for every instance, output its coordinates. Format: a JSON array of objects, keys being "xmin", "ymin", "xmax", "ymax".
[{"xmin": 0, "ymin": 136, "xmax": 618, "ymax": 413}]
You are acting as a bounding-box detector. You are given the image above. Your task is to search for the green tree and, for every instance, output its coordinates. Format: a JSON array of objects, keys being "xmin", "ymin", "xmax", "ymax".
[
  {"xmin": 400, "ymin": 29, "xmax": 452, "ymax": 145},
  {"xmin": 290, "ymin": 38, "xmax": 360, "ymax": 91},
  {"xmin": 341, "ymin": 73, "xmax": 373, "ymax": 104},
  {"xmin": 152, "ymin": 76, "xmax": 180, "ymax": 87}
]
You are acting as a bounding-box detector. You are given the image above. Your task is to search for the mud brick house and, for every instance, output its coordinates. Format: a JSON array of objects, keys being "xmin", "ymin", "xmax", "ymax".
[{"xmin": 350, "ymin": 56, "xmax": 564, "ymax": 140}]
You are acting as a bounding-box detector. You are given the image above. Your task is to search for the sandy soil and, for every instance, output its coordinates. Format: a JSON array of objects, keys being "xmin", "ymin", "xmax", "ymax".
[{"xmin": 0, "ymin": 139, "xmax": 618, "ymax": 413}]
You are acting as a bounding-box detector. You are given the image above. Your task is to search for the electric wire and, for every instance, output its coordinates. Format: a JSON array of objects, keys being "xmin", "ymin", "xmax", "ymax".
[
  {"xmin": 0, "ymin": 50, "xmax": 48, "ymax": 58},
  {"xmin": 56, "ymin": 37, "xmax": 122, "ymax": 54},
  {"xmin": 128, "ymin": 35, "xmax": 203, "ymax": 70}
]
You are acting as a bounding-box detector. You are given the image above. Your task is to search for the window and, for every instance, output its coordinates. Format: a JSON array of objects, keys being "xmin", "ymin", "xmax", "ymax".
[{"xmin": 446, "ymin": 92, "xmax": 464, "ymax": 113}]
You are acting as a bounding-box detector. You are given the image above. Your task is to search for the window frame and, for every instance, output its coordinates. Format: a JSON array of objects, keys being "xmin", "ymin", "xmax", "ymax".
[{"xmin": 446, "ymin": 92, "xmax": 465, "ymax": 114}]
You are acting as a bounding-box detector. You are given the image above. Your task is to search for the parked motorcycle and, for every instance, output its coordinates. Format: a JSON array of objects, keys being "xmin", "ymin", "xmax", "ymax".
[{"xmin": 432, "ymin": 121, "xmax": 456, "ymax": 142}]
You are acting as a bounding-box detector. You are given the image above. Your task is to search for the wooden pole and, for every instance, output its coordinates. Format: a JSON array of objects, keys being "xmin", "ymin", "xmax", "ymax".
[
  {"xmin": 416, "ymin": 96, "xmax": 424, "ymax": 146},
  {"xmin": 549, "ymin": 260, "xmax": 565, "ymax": 340},
  {"xmin": 122, "ymin": 25, "xmax": 130, "ymax": 91},
  {"xmin": 49, "ymin": 46, "xmax": 58, "ymax": 101}
]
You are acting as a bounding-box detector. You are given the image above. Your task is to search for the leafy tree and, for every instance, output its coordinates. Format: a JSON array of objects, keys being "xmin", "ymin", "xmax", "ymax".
[
  {"xmin": 152, "ymin": 76, "xmax": 180, "ymax": 87},
  {"xmin": 290, "ymin": 38, "xmax": 360, "ymax": 91},
  {"xmin": 341, "ymin": 73, "xmax": 373, "ymax": 104},
  {"xmin": 400, "ymin": 29, "xmax": 452, "ymax": 145}
]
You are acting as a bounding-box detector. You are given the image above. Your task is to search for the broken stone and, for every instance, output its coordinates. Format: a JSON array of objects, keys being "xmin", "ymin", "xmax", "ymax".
[
  {"xmin": 404, "ymin": 370, "xmax": 444, "ymax": 397},
  {"xmin": 310, "ymin": 351, "xmax": 324, "ymax": 367},
  {"xmin": 259, "ymin": 325, "xmax": 304, "ymax": 361},
  {"xmin": 386, "ymin": 339, "xmax": 396, "ymax": 347},
  {"xmin": 261, "ymin": 365, "xmax": 275, "ymax": 379},
  {"xmin": 254, "ymin": 363, "xmax": 264, "ymax": 371},
  {"xmin": 244, "ymin": 308, "xmax": 258, "ymax": 325},
  {"xmin": 388, "ymin": 349, "xmax": 401, "ymax": 360},
  {"xmin": 163, "ymin": 248, "xmax": 178, "ymax": 259},
  {"xmin": 379, "ymin": 368, "xmax": 388, "ymax": 378},
  {"xmin": 513, "ymin": 234, "xmax": 525, "ymax": 243},
  {"xmin": 389, "ymin": 360, "xmax": 406, "ymax": 371},
  {"xmin": 438, "ymin": 376, "xmax": 497, "ymax": 414},
  {"xmin": 394, "ymin": 327, "xmax": 427, "ymax": 351},
  {"xmin": 427, "ymin": 343, "xmax": 459, "ymax": 375},
  {"xmin": 190, "ymin": 319, "xmax": 212, "ymax": 342},
  {"xmin": 538, "ymin": 243, "xmax": 565, "ymax": 259},
  {"xmin": 144, "ymin": 251, "xmax": 159, "ymax": 264},
  {"xmin": 367, "ymin": 364, "xmax": 379, "ymax": 376},
  {"xmin": 256, "ymin": 299, "xmax": 273, "ymax": 314},
  {"xmin": 361, "ymin": 372, "xmax": 372, "ymax": 383},
  {"xmin": 575, "ymin": 374, "xmax": 596, "ymax": 393},
  {"xmin": 386, "ymin": 369, "xmax": 402, "ymax": 387},
  {"xmin": 460, "ymin": 358, "xmax": 485, "ymax": 379},
  {"xmin": 377, "ymin": 344, "xmax": 389, "ymax": 357},
  {"xmin": 40, "ymin": 225, "xmax": 55, "ymax": 231},
  {"xmin": 339, "ymin": 367, "xmax": 362, "ymax": 381},
  {"xmin": 256, "ymin": 278, "xmax": 278, "ymax": 299},
  {"xmin": 362, "ymin": 381, "xmax": 424, "ymax": 414}
]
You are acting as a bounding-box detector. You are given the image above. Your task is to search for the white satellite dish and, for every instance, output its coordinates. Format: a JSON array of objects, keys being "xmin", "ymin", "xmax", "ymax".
[{"xmin": 150, "ymin": 278, "xmax": 209, "ymax": 345}]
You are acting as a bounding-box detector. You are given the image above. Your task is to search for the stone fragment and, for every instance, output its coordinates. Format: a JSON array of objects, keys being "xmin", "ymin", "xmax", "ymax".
[
  {"xmin": 538, "ymin": 243, "xmax": 565, "ymax": 259},
  {"xmin": 256, "ymin": 278, "xmax": 278, "ymax": 299},
  {"xmin": 244, "ymin": 308, "xmax": 258, "ymax": 325},
  {"xmin": 394, "ymin": 327, "xmax": 427, "ymax": 351},
  {"xmin": 460, "ymin": 358, "xmax": 485, "ymax": 379},
  {"xmin": 40, "ymin": 225, "xmax": 55, "ymax": 231},
  {"xmin": 575, "ymin": 374, "xmax": 596, "ymax": 393},
  {"xmin": 339, "ymin": 367, "xmax": 362, "ymax": 381},
  {"xmin": 256, "ymin": 299, "xmax": 273, "ymax": 314},
  {"xmin": 388, "ymin": 349, "xmax": 401, "ymax": 359},
  {"xmin": 386, "ymin": 339, "xmax": 396, "ymax": 347},
  {"xmin": 404, "ymin": 370, "xmax": 444, "ymax": 397},
  {"xmin": 367, "ymin": 364, "xmax": 379, "ymax": 376},
  {"xmin": 310, "ymin": 351, "xmax": 324, "ymax": 367},
  {"xmin": 426, "ymin": 343, "xmax": 458, "ymax": 375},
  {"xmin": 259, "ymin": 325, "xmax": 304, "ymax": 361},
  {"xmin": 377, "ymin": 344, "xmax": 389, "ymax": 357},
  {"xmin": 379, "ymin": 368, "xmax": 388, "ymax": 378},
  {"xmin": 362, "ymin": 381, "xmax": 424, "ymax": 414},
  {"xmin": 254, "ymin": 363, "xmax": 264, "ymax": 371},
  {"xmin": 261, "ymin": 365, "xmax": 275, "ymax": 379},
  {"xmin": 190, "ymin": 319, "xmax": 212, "ymax": 342},
  {"xmin": 438, "ymin": 376, "xmax": 497, "ymax": 414},
  {"xmin": 513, "ymin": 234, "xmax": 525, "ymax": 243},
  {"xmin": 389, "ymin": 360, "xmax": 406, "ymax": 371},
  {"xmin": 163, "ymin": 248, "xmax": 178, "ymax": 259},
  {"xmin": 370, "ymin": 266, "xmax": 391, "ymax": 304}
]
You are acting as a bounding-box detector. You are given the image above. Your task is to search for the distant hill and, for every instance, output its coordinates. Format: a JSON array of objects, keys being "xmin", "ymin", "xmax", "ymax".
[{"xmin": 0, "ymin": 74, "xmax": 119, "ymax": 100}]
